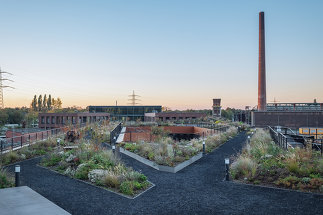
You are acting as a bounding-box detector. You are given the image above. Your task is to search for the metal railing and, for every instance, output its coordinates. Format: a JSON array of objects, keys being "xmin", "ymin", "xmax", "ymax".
[
  {"xmin": 268, "ymin": 126, "xmax": 290, "ymax": 149},
  {"xmin": 0, "ymin": 122, "xmax": 102, "ymax": 154},
  {"xmin": 110, "ymin": 122, "xmax": 122, "ymax": 144}
]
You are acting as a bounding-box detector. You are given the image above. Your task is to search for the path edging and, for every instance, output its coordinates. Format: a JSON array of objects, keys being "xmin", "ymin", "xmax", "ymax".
[
  {"xmin": 36, "ymin": 164, "xmax": 155, "ymax": 200},
  {"xmin": 120, "ymin": 147, "xmax": 203, "ymax": 173}
]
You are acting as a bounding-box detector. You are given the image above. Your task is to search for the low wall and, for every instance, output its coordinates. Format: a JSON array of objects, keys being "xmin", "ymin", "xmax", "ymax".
[
  {"xmin": 119, "ymin": 147, "xmax": 203, "ymax": 173},
  {"xmin": 123, "ymin": 126, "xmax": 213, "ymax": 142}
]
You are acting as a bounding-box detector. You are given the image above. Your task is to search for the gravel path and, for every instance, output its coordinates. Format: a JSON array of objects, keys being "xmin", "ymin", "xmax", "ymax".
[{"xmin": 6, "ymin": 132, "xmax": 323, "ymax": 215}]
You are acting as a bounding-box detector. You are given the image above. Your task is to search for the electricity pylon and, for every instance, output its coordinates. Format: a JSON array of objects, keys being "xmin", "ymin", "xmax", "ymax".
[
  {"xmin": 0, "ymin": 67, "xmax": 14, "ymax": 108},
  {"xmin": 128, "ymin": 90, "xmax": 141, "ymax": 106}
]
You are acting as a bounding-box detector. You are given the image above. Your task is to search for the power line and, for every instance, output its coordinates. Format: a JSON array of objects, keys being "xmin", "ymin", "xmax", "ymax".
[
  {"xmin": 0, "ymin": 67, "xmax": 15, "ymax": 108},
  {"xmin": 127, "ymin": 90, "xmax": 141, "ymax": 106}
]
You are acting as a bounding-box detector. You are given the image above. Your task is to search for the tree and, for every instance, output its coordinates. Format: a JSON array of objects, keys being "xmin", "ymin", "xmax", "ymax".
[
  {"xmin": 31, "ymin": 95, "xmax": 37, "ymax": 111},
  {"xmin": 0, "ymin": 111, "xmax": 8, "ymax": 125},
  {"xmin": 43, "ymin": 94, "xmax": 47, "ymax": 111},
  {"xmin": 56, "ymin": 97, "xmax": 62, "ymax": 109},
  {"xmin": 51, "ymin": 98, "xmax": 56, "ymax": 109},
  {"xmin": 47, "ymin": 94, "xmax": 52, "ymax": 110},
  {"xmin": 25, "ymin": 111, "xmax": 38, "ymax": 127},
  {"xmin": 38, "ymin": 95, "xmax": 42, "ymax": 111}
]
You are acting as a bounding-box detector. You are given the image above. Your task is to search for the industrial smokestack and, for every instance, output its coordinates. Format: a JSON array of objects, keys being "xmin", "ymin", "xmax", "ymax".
[{"xmin": 258, "ymin": 11, "xmax": 267, "ymax": 111}]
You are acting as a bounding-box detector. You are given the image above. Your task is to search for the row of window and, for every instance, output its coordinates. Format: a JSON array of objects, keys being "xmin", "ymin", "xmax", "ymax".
[{"xmin": 40, "ymin": 116, "xmax": 108, "ymax": 124}]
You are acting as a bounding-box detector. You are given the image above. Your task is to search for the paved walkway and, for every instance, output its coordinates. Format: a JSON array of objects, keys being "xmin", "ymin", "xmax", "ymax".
[
  {"xmin": 6, "ymin": 132, "xmax": 323, "ymax": 215},
  {"xmin": 0, "ymin": 186, "xmax": 70, "ymax": 215}
]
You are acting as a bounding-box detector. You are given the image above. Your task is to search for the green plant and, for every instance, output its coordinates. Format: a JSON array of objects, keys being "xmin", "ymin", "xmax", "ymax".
[
  {"xmin": 120, "ymin": 181, "xmax": 134, "ymax": 195},
  {"xmin": 132, "ymin": 181, "xmax": 142, "ymax": 190},
  {"xmin": 148, "ymin": 151, "xmax": 154, "ymax": 160},
  {"xmin": 276, "ymin": 176, "xmax": 300, "ymax": 188},
  {"xmin": 0, "ymin": 168, "xmax": 14, "ymax": 188},
  {"xmin": 41, "ymin": 153, "xmax": 62, "ymax": 167},
  {"xmin": 230, "ymin": 157, "xmax": 257, "ymax": 179},
  {"xmin": 138, "ymin": 174, "xmax": 147, "ymax": 182},
  {"xmin": 2, "ymin": 151, "xmax": 19, "ymax": 165},
  {"xmin": 104, "ymin": 173, "xmax": 121, "ymax": 188},
  {"xmin": 74, "ymin": 162, "xmax": 98, "ymax": 180}
]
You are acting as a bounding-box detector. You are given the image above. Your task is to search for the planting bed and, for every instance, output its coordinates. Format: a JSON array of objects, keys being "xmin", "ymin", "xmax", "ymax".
[
  {"xmin": 119, "ymin": 126, "xmax": 238, "ymax": 170},
  {"xmin": 230, "ymin": 129, "xmax": 323, "ymax": 193},
  {"xmin": 40, "ymin": 145, "xmax": 151, "ymax": 197}
]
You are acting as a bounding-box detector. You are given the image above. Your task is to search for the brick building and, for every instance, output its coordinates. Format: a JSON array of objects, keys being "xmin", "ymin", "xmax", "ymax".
[
  {"xmin": 38, "ymin": 112, "xmax": 110, "ymax": 129},
  {"xmin": 144, "ymin": 112, "xmax": 207, "ymax": 122}
]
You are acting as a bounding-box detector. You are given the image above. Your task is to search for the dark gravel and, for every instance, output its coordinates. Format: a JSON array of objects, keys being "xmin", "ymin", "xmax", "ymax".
[{"xmin": 6, "ymin": 132, "xmax": 323, "ymax": 215}]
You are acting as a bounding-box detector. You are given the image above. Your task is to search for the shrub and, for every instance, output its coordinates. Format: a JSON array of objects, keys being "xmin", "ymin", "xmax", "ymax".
[
  {"xmin": 90, "ymin": 151, "xmax": 115, "ymax": 168},
  {"xmin": 0, "ymin": 168, "xmax": 13, "ymax": 188},
  {"xmin": 1, "ymin": 151, "xmax": 19, "ymax": 165},
  {"xmin": 138, "ymin": 174, "xmax": 147, "ymax": 182},
  {"xmin": 104, "ymin": 173, "xmax": 121, "ymax": 188},
  {"xmin": 286, "ymin": 159, "xmax": 299, "ymax": 174},
  {"xmin": 276, "ymin": 176, "xmax": 300, "ymax": 188},
  {"xmin": 148, "ymin": 151, "xmax": 154, "ymax": 160},
  {"xmin": 230, "ymin": 157, "xmax": 257, "ymax": 179},
  {"xmin": 41, "ymin": 153, "xmax": 62, "ymax": 167},
  {"xmin": 74, "ymin": 162, "xmax": 98, "ymax": 180},
  {"xmin": 133, "ymin": 181, "xmax": 142, "ymax": 190},
  {"xmin": 316, "ymin": 158, "xmax": 323, "ymax": 174},
  {"xmin": 120, "ymin": 181, "xmax": 134, "ymax": 195}
]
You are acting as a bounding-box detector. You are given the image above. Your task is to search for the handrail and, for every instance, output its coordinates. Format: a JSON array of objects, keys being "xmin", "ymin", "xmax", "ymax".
[{"xmin": 0, "ymin": 121, "xmax": 108, "ymax": 154}]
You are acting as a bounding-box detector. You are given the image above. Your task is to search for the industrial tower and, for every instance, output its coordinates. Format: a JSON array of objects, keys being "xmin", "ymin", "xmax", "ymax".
[
  {"xmin": 0, "ymin": 67, "xmax": 14, "ymax": 108},
  {"xmin": 128, "ymin": 90, "xmax": 141, "ymax": 106}
]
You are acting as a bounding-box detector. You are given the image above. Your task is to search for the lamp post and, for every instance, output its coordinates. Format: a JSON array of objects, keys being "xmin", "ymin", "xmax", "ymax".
[
  {"xmin": 225, "ymin": 158, "xmax": 230, "ymax": 181},
  {"xmin": 15, "ymin": 165, "xmax": 20, "ymax": 187}
]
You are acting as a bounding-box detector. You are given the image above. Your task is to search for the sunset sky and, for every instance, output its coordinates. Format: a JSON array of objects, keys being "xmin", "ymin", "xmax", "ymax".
[{"xmin": 1, "ymin": 0, "xmax": 322, "ymax": 110}]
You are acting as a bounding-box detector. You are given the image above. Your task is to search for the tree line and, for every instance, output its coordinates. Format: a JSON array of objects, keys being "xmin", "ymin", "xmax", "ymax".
[{"xmin": 30, "ymin": 94, "xmax": 62, "ymax": 112}]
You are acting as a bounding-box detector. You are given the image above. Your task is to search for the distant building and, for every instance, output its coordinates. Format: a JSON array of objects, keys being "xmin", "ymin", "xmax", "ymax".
[
  {"xmin": 252, "ymin": 102, "xmax": 323, "ymax": 128},
  {"xmin": 88, "ymin": 106, "xmax": 162, "ymax": 121},
  {"xmin": 38, "ymin": 112, "xmax": 110, "ymax": 129},
  {"xmin": 212, "ymin": 99, "xmax": 221, "ymax": 117},
  {"xmin": 144, "ymin": 112, "xmax": 207, "ymax": 122}
]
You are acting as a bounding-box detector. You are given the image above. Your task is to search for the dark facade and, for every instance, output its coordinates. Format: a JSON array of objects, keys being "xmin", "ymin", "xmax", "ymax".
[
  {"xmin": 88, "ymin": 106, "xmax": 162, "ymax": 121},
  {"xmin": 145, "ymin": 112, "xmax": 207, "ymax": 122},
  {"xmin": 251, "ymin": 111, "xmax": 323, "ymax": 129},
  {"xmin": 38, "ymin": 112, "xmax": 110, "ymax": 129}
]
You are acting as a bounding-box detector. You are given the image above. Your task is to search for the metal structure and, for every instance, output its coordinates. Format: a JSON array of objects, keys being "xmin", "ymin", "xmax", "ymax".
[
  {"xmin": 266, "ymin": 102, "xmax": 323, "ymax": 112},
  {"xmin": 128, "ymin": 90, "xmax": 141, "ymax": 106},
  {"xmin": 0, "ymin": 67, "xmax": 14, "ymax": 108},
  {"xmin": 258, "ymin": 12, "xmax": 267, "ymax": 111}
]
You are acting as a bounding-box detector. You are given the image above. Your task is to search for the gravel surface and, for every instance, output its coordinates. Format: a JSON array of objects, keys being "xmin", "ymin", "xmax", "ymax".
[{"xmin": 6, "ymin": 132, "xmax": 323, "ymax": 215}]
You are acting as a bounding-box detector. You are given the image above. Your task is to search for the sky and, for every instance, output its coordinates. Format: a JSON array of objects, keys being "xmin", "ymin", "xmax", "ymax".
[{"xmin": 0, "ymin": 0, "xmax": 322, "ymax": 110}]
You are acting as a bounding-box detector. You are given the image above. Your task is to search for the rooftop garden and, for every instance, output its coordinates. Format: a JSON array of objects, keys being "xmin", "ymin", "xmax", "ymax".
[
  {"xmin": 230, "ymin": 129, "xmax": 323, "ymax": 193},
  {"xmin": 40, "ymin": 123, "xmax": 151, "ymax": 197},
  {"xmin": 0, "ymin": 121, "xmax": 150, "ymax": 196}
]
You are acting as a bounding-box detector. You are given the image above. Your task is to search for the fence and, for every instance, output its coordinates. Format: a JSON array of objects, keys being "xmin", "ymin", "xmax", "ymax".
[
  {"xmin": 268, "ymin": 126, "xmax": 289, "ymax": 149},
  {"xmin": 110, "ymin": 122, "xmax": 122, "ymax": 144},
  {"xmin": 0, "ymin": 122, "xmax": 100, "ymax": 154}
]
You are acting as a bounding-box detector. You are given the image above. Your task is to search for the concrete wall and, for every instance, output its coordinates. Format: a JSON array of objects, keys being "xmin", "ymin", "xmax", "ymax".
[
  {"xmin": 251, "ymin": 111, "xmax": 323, "ymax": 128},
  {"xmin": 123, "ymin": 126, "xmax": 213, "ymax": 142}
]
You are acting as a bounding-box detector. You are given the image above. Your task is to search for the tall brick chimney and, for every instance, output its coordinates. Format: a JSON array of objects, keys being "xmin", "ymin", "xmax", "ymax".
[{"xmin": 258, "ymin": 11, "xmax": 266, "ymax": 111}]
